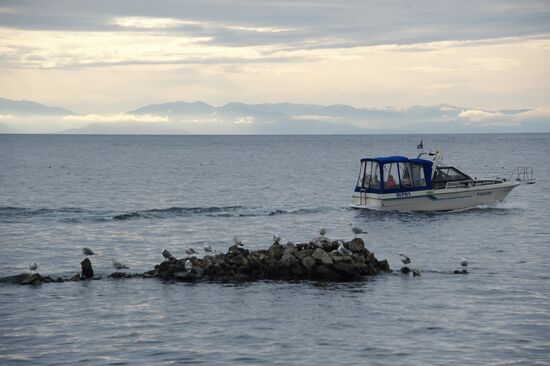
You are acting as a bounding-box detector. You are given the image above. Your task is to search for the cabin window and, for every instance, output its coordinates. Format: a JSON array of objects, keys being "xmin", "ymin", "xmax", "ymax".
[
  {"xmin": 357, "ymin": 161, "xmax": 366, "ymax": 188},
  {"xmin": 361, "ymin": 161, "xmax": 380, "ymax": 190},
  {"xmin": 383, "ymin": 163, "xmax": 400, "ymax": 190},
  {"xmin": 411, "ymin": 163, "xmax": 426, "ymax": 187},
  {"xmin": 398, "ymin": 162, "xmax": 413, "ymax": 189}
]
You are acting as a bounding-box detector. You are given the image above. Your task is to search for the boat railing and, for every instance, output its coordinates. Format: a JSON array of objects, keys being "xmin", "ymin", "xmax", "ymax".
[
  {"xmin": 443, "ymin": 178, "xmax": 506, "ymax": 189},
  {"xmin": 511, "ymin": 167, "xmax": 536, "ymax": 184}
]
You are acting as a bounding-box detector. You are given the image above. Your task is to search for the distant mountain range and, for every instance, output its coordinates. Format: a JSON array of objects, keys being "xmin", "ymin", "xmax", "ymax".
[
  {"xmin": 0, "ymin": 97, "xmax": 75, "ymax": 115},
  {"xmin": 1, "ymin": 97, "xmax": 548, "ymax": 134}
]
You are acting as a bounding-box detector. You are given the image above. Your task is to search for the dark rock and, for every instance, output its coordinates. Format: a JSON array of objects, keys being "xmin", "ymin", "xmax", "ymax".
[
  {"xmin": 453, "ymin": 269, "xmax": 468, "ymax": 274},
  {"xmin": 20, "ymin": 273, "xmax": 43, "ymax": 285},
  {"xmin": 312, "ymin": 248, "xmax": 333, "ymax": 265},
  {"xmin": 379, "ymin": 259, "xmax": 390, "ymax": 272},
  {"xmin": 69, "ymin": 273, "xmax": 81, "ymax": 281},
  {"xmin": 80, "ymin": 258, "xmax": 94, "ymax": 279},
  {"xmin": 400, "ymin": 267, "xmax": 411, "ymax": 274},
  {"xmin": 348, "ymin": 238, "xmax": 365, "ymax": 252},
  {"xmin": 0, "ymin": 273, "xmax": 30, "ymax": 284},
  {"xmin": 313, "ymin": 265, "xmax": 343, "ymax": 281},
  {"xmin": 301, "ymin": 256, "xmax": 316, "ymax": 270},
  {"xmin": 268, "ymin": 243, "xmax": 284, "ymax": 260}
]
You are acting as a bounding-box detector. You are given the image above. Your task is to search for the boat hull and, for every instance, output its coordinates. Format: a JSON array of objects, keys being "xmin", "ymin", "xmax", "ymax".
[{"xmin": 351, "ymin": 181, "xmax": 520, "ymax": 212}]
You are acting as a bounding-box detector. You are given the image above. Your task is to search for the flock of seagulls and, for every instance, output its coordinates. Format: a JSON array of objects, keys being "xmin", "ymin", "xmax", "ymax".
[{"xmin": 25, "ymin": 225, "xmax": 469, "ymax": 279}]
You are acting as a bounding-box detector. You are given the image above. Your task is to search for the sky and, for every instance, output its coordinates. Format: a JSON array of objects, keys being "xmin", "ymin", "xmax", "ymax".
[{"xmin": 0, "ymin": 0, "xmax": 550, "ymax": 131}]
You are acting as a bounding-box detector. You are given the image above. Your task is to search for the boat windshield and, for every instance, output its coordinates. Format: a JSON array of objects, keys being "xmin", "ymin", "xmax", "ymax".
[{"xmin": 433, "ymin": 167, "xmax": 471, "ymax": 189}]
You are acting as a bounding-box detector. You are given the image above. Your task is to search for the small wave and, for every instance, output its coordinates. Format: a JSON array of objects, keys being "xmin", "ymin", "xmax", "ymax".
[{"xmin": 0, "ymin": 205, "xmax": 338, "ymax": 223}]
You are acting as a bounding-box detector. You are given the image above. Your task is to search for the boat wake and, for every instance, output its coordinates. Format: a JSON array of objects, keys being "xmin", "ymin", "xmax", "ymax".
[{"xmin": 0, "ymin": 205, "xmax": 339, "ymax": 223}]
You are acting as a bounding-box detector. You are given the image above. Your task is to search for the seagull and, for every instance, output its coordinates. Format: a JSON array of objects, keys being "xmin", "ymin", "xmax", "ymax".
[
  {"xmin": 233, "ymin": 235, "xmax": 243, "ymax": 246},
  {"xmin": 412, "ymin": 268, "xmax": 421, "ymax": 277},
  {"xmin": 460, "ymin": 257, "xmax": 468, "ymax": 267},
  {"xmin": 399, "ymin": 254, "xmax": 411, "ymax": 265},
  {"xmin": 82, "ymin": 247, "xmax": 95, "ymax": 256},
  {"xmin": 185, "ymin": 247, "xmax": 197, "ymax": 255},
  {"xmin": 161, "ymin": 249, "xmax": 175, "ymax": 260},
  {"xmin": 111, "ymin": 259, "xmax": 129, "ymax": 270},
  {"xmin": 204, "ymin": 245, "xmax": 213, "ymax": 253},
  {"xmin": 273, "ymin": 233, "xmax": 281, "ymax": 244},
  {"xmin": 338, "ymin": 242, "xmax": 353, "ymax": 256},
  {"xmin": 319, "ymin": 226, "xmax": 326, "ymax": 237},
  {"xmin": 349, "ymin": 223, "xmax": 366, "ymax": 238},
  {"xmin": 184, "ymin": 259, "xmax": 192, "ymax": 272},
  {"xmin": 29, "ymin": 262, "xmax": 38, "ymax": 273}
]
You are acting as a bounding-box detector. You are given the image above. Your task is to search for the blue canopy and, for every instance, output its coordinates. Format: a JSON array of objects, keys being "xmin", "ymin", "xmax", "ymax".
[
  {"xmin": 360, "ymin": 156, "xmax": 409, "ymax": 163},
  {"xmin": 355, "ymin": 156, "xmax": 434, "ymax": 193}
]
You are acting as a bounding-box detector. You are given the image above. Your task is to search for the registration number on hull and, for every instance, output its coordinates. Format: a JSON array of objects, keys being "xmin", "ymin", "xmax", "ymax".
[{"xmin": 396, "ymin": 192, "xmax": 411, "ymax": 198}]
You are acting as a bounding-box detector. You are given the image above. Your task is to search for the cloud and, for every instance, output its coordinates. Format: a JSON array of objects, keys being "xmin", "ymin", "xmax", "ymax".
[
  {"xmin": 466, "ymin": 57, "xmax": 520, "ymax": 71},
  {"xmin": 0, "ymin": 113, "xmax": 14, "ymax": 121},
  {"xmin": 234, "ymin": 116, "xmax": 255, "ymax": 124},
  {"xmin": 112, "ymin": 17, "xmax": 200, "ymax": 29},
  {"xmin": 62, "ymin": 113, "xmax": 168, "ymax": 123},
  {"xmin": 459, "ymin": 107, "xmax": 550, "ymax": 126},
  {"xmin": 291, "ymin": 115, "xmax": 341, "ymax": 123}
]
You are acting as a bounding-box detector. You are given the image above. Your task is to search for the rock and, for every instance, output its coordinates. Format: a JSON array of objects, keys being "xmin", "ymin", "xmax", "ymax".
[
  {"xmin": 453, "ymin": 269, "xmax": 468, "ymax": 274},
  {"xmin": 20, "ymin": 273, "xmax": 43, "ymax": 285},
  {"xmin": 301, "ymin": 256, "xmax": 316, "ymax": 270},
  {"xmin": 378, "ymin": 259, "xmax": 390, "ymax": 272},
  {"xmin": 173, "ymin": 271, "xmax": 197, "ymax": 282},
  {"xmin": 268, "ymin": 243, "xmax": 284, "ymax": 260},
  {"xmin": 0, "ymin": 273, "xmax": 29, "ymax": 284},
  {"xmin": 312, "ymin": 248, "xmax": 333, "ymax": 265},
  {"xmin": 400, "ymin": 267, "xmax": 410, "ymax": 274},
  {"xmin": 313, "ymin": 265, "xmax": 343, "ymax": 281},
  {"xmin": 279, "ymin": 252, "xmax": 298, "ymax": 267},
  {"xmin": 80, "ymin": 258, "xmax": 94, "ymax": 279},
  {"xmin": 310, "ymin": 236, "xmax": 332, "ymax": 250},
  {"xmin": 69, "ymin": 273, "xmax": 81, "ymax": 281},
  {"xmin": 348, "ymin": 238, "xmax": 365, "ymax": 252}
]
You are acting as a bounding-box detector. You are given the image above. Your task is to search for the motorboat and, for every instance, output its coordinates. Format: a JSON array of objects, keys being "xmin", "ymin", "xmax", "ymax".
[{"xmin": 351, "ymin": 148, "xmax": 521, "ymax": 212}]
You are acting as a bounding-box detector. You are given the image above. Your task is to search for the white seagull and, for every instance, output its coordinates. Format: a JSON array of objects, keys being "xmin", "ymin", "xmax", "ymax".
[
  {"xmin": 349, "ymin": 223, "xmax": 366, "ymax": 238},
  {"xmin": 161, "ymin": 249, "xmax": 175, "ymax": 260},
  {"xmin": 82, "ymin": 247, "xmax": 95, "ymax": 256},
  {"xmin": 399, "ymin": 254, "xmax": 411, "ymax": 265},
  {"xmin": 412, "ymin": 268, "xmax": 421, "ymax": 277},
  {"xmin": 273, "ymin": 233, "xmax": 282, "ymax": 244},
  {"xmin": 460, "ymin": 257, "xmax": 468, "ymax": 267},
  {"xmin": 233, "ymin": 235, "xmax": 243, "ymax": 246},
  {"xmin": 184, "ymin": 259, "xmax": 192, "ymax": 272},
  {"xmin": 319, "ymin": 226, "xmax": 326, "ymax": 237},
  {"xmin": 338, "ymin": 242, "xmax": 353, "ymax": 256},
  {"xmin": 111, "ymin": 259, "xmax": 129, "ymax": 270},
  {"xmin": 204, "ymin": 245, "xmax": 213, "ymax": 253},
  {"xmin": 29, "ymin": 262, "xmax": 38, "ymax": 273}
]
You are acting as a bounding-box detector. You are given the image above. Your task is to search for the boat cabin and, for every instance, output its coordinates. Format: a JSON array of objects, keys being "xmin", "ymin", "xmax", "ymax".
[{"xmin": 355, "ymin": 156, "xmax": 474, "ymax": 193}]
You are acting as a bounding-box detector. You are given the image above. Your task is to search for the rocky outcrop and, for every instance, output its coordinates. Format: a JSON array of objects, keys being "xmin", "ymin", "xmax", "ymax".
[
  {"xmin": 149, "ymin": 238, "xmax": 390, "ymax": 283},
  {"xmin": 0, "ymin": 238, "xmax": 391, "ymax": 285}
]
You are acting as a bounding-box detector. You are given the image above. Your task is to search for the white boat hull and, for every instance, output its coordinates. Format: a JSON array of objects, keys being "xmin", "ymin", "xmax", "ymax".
[{"xmin": 351, "ymin": 181, "xmax": 520, "ymax": 212}]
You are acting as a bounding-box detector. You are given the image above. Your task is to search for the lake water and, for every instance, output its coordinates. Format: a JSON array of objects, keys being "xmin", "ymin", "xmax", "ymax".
[{"xmin": 1, "ymin": 134, "xmax": 549, "ymax": 365}]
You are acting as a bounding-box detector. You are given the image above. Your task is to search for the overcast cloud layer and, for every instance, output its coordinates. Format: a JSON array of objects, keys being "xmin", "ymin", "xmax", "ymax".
[{"xmin": 0, "ymin": 0, "xmax": 549, "ymax": 131}]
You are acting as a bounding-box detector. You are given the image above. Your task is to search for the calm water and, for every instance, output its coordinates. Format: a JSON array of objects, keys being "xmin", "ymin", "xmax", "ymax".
[{"xmin": 1, "ymin": 134, "xmax": 549, "ymax": 365}]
